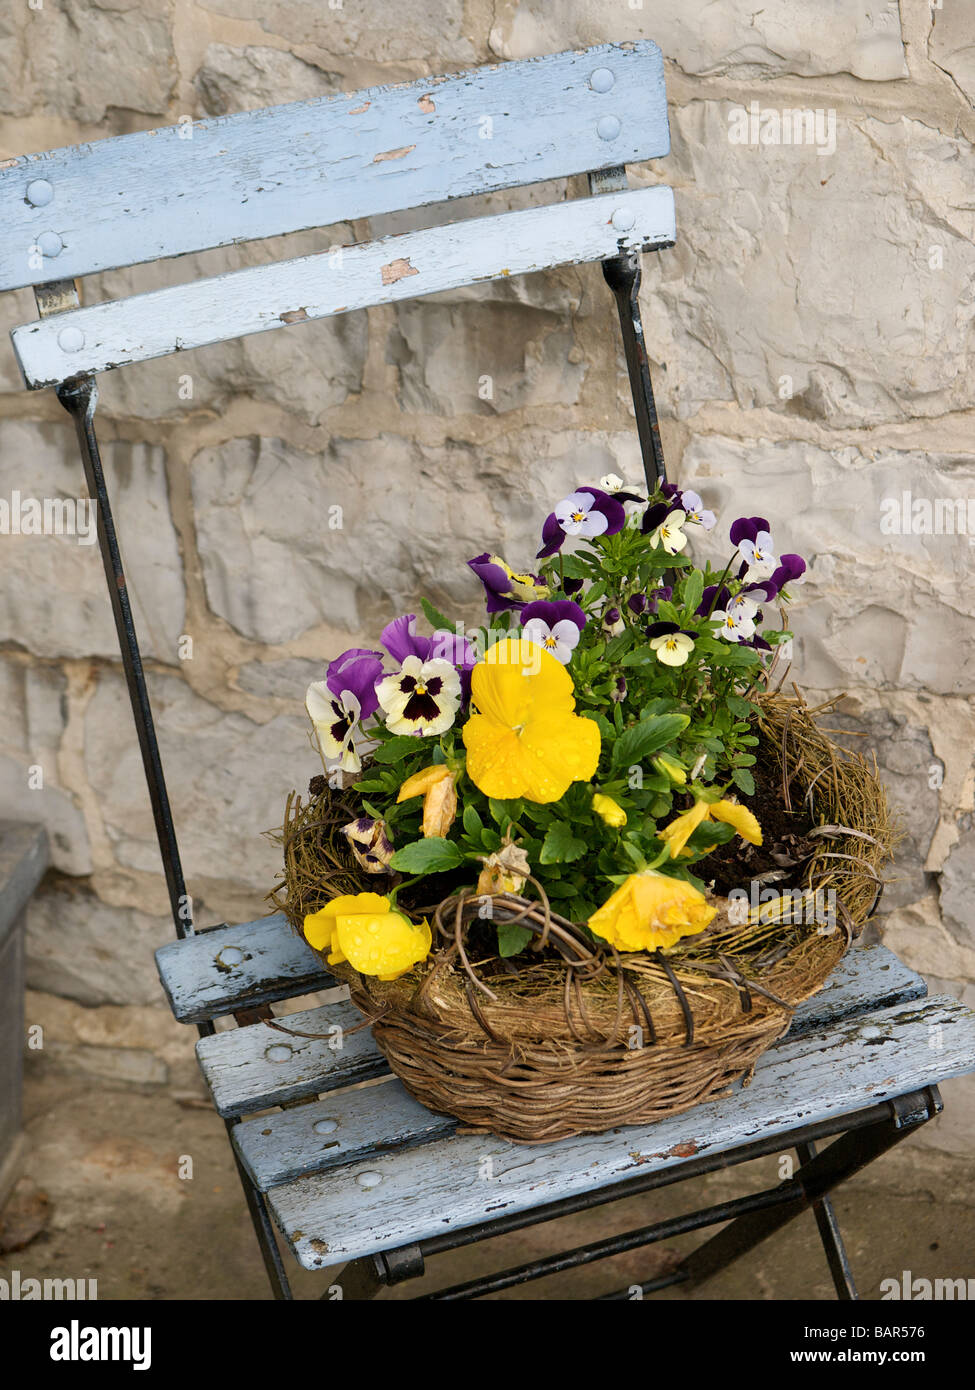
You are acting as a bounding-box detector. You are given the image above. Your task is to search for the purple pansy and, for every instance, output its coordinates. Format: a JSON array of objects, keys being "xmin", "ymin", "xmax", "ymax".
[
  {"xmin": 729, "ymin": 516, "xmax": 771, "ymax": 547},
  {"xmin": 381, "ymin": 612, "xmax": 476, "ymax": 669},
  {"xmin": 537, "ymin": 487, "xmax": 626, "ymax": 558},
  {"xmin": 307, "ymin": 648, "xmax": 385, "ymax": 773},
  {"xmin": 519, "ymin": 598, "xmax": 587, "ymax": 665},
  {"xmin": 759, "ymin": 553, "xmax": 807, "ymax": 600},
  {"xmin": 696, "ymin": 585, "xmax": 731, "ymax": 617},
  {"xmin": 647, "ymin": 584, "xmax": 673, "ymax": 615},
  {"xmin": 640, "ymin": 494, "xmax": 684, "ymax": 536},
  {"xmin": 468, "ymin": 554, "xmax": 546, "ymax": 613},
  {"xmin": 325, "ymin": 647, "xmax": 384, "ymax": 721}
]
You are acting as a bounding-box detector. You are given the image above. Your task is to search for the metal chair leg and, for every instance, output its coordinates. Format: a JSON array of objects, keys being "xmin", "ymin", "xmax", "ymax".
[
  {"xmin": 796, "ymin": 1139, "xmax": 858, "ymax": 1299},
  {"xmin": 678, "ymin": 1088, "xmax": 941, "ymax": 1295},
  {"xmin": 56, "ymin": 374, "xmax": 192, "ymax": 939}
]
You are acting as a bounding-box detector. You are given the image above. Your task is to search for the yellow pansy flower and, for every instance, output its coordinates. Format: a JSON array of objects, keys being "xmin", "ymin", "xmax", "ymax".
[
  {"xmin": 592, "ymin": 792, "xmax": 627, "ymax": 827},
  {"xmin": 660, "ymin": 797, "xmax": 763, "ymax": 858},
  {"xmin": 303, "ymin": 893, "xmax": 431, "ymax": 981},
  {"xmin": 462, "ymin": 637, "xmax": 600, "ymax": 803},
  {"xmin": 396, "ymin": 763, "xmax": 458, "ymax": 837},
  {"xmin": 588, "ymin": 870, "xmax": 716, "ymax": 952}
]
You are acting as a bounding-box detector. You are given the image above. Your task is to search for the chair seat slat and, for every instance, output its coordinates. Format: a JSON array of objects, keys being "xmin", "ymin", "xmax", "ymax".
[
  {"xmin": 219, "ymin": 944, "xmax": 924, "ymax": 1185},
  {"xmin": 233, "ymin": 1080, "xmax": 455, "ymax": 1191},
  {"xmin": 13, "ymin": 186, "xmax": 675, "ymax": 388},
  {"xmin": 267, "ymin": 994, "xmax": 975, "ymax": 1269},
  {"xmin": 154, "ymin": 913, "xmax": 331, "ymax": 1023},
  {"xmin": 0, "ymin": 42, "xmax": 668, "ymax": 292},
  {"xmin": 196, "ymin": 1001, "xmax": 390, "ymax": 1115}
]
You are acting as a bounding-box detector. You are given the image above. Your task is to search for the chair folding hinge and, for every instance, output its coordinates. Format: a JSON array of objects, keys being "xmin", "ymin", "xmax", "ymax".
[
  {"xmin": 34, "ymin": 278, "xmax": 80, "ymax": 318},
  {"xmin": 888, "ymin": 1087, "xmax": 942, "ymax": 1131},
  {"xmin": 378, "ymin": 1243, "xmax": 425, "ymax": 1285}
]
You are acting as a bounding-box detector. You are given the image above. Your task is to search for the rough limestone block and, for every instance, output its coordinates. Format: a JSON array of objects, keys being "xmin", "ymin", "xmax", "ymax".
[
  {"xmin": 0, "ymin": 420, "xmax": 185, "ymax": 663},
  {"xmin": 489, "ymin": 1, "xmax": 907, "ymax": 81},
  {"xmin": 0, "ymin": 0, "xmax": 177, "ymax": 122},
  {"xmin": 928, "ymin": 6, "xmax": 975, "ymax": 105},
  {"xmin": 680, "ymin": 435, "xmax": 975, "ymax": 694},
  {"xmin": 197, "ymin": 0, "xmax": 475, "ymax": 65},
  {"xmin": 82, "ymin": 666, "xmax": 309, "ymax": 899},
  {"xmin": 193, "ymin": 43, "xmax": 337, "ymax": 116},
  {"xmin": 191, "ymin": 428, "xmax": 645, "ymax": 645},
  {"xmin": 645, "ymin": 107, "xmax": 975, "ymax": 427},
  {"xmin": 0, "ymin": 658, "xmax": 91, "ymax": 876}
]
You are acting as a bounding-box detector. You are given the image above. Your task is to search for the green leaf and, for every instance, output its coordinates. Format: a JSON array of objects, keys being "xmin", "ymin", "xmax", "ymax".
[
  {"xmin": 420, "ymin": 596, "xmax": 454, "ymax": 632},
  {"xmin": 732, "ymin": 767, "xmax": 756, "ymax": 797},
  {"xmin": 681, "ymin": 569, "xmax": 704, "ymax": 617},
  {"xmin": 539, "ymin": 821, "xmax": 588, "ymax": 865},
  {"xmin": 389, "ymin": 838, "xmax": 465, "ymax": 873},
  {"xmin": 497, "ymin": 922, "xmax": 533, "ymax": 957},
  {"xmin": 462, "ymin": 803, "xmax": 484, "ymax": 838},
  {"xmin": 726, "ymin": 694, "xmax": 755, "ymax": 719},
  {"xmin": 611, "ymin": 713, "xmax": 691, "ymax": 771},
  {"xmin": 372, "ymin": 736, "xmax": 427, "ymax": 765}
]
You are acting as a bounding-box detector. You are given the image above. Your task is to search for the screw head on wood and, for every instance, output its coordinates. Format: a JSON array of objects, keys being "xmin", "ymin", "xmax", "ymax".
[
  {"xmin": 265, "ymin": 1043, "xmax": 293, "ymax": 1062},
  {"xmin": 355, "ymin": 1171, "xmax": 383, "ymax": 1189},
  {"xmin": 313, "ymin": 1118, "xmax": 339, "ymax": 1134},
  {"xmin": 596, "ymin": 114, "xmax": 621, "ymax": 141},
  {"xmin": 612, "ymin": 207, "xmax": 636, "ymax": 231},
  {"xmin": 589, "ymin": 67, "xmax": 615, "ymax": 93},
  {"xmin": 26, "ymin": 178, "xmax": 54, "ymax": 207},
  {"xmin": 57, "ymin": 326, "xmax": 85, "ymax": 353},
  {"xmin": 37, "ymin": 230, "xmax": 63, "ymax": 258}
]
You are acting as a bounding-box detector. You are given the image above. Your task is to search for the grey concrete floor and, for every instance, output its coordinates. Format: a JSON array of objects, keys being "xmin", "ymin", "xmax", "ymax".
[{"xmin": 5, "ymin": 1063, "xmax": 973, "ymax": 1301}]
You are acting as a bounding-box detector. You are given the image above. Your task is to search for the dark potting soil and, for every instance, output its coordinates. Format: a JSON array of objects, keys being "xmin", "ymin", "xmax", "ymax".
[{"xmin": 704, "ymin": 752, "xmax": 818, "ymax": 898}]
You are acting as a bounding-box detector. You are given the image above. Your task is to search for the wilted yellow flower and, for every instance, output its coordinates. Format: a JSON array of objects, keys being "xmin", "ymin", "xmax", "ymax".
[
  {"xmin": 652, "ymin": 753, "xmax": 687, "ymax": 785},
  {"xmin": 476, "ymin": 842, "xmax": 531, "ymax": 895},
  {"xmin": 462, "ymin": 638, "xmax": 600, "ymax": 803},
  {"xmin": 592, "ymin": 792, "xmax": 627, "ymax": 827},
  {"xmin": 660, "ymin": 797, "xmax": 762, "ymax": 858},
  {"xmin": 588, "ymin": 870, "xmax": 716, "ymax": 952},
  {"xmin": 396, "ymin": 763, "xmax": 458, "ymax": 837},
  {"xmin": 303, "ymin": 892, "xmax": 431, "ymax": 981}
]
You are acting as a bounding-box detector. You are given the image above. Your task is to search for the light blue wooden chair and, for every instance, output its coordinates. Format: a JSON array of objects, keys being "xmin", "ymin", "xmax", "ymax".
[{"xmin": 4, "ymin": 41, "xmax": 975, "ymax": 1300}]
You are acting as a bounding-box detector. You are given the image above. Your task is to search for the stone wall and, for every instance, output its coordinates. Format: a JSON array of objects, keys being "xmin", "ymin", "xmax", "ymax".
[{"xmin": 1, "ymin": 2, "xmax": 973, "ymax": 1134}]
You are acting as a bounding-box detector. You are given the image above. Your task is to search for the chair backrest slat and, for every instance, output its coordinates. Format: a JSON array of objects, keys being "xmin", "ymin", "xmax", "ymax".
[
  {"xmin": 0, "ymin": 41, "xmax": 668, "ymax": 294},
  {"xmin": 12, "ymin": 186, "xmax": 675, "ymax": 388}
]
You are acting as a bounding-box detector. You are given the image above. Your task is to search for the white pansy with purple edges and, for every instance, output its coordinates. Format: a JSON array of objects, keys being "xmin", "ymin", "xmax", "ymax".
[
  {"xmin": 739, "ymin": 529, "xmax": 779, "ymax": 581},
  {"xmin": 519, "ymin": 599, "xmax": 587, "ymax": 665},
  {"xmin": 679, "ymin": 490, "xmax": 716, "ymax": 531},
  {"xmin": 306, "ymin": 682, "xmax": 363, "ymax": 772},
  {"xmin": 554, "ymin": 490, "xmax": 614, "ymax": 539},
  {"xmin": 712, "ymin": 607, "xmax": 757, "ymax": 643},
  {"xmin": 375, "ymin": 656, "xmax": 461, "ymax": 737}
]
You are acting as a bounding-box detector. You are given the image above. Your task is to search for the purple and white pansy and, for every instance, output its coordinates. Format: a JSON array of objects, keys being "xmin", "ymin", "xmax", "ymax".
[
  {"xmin": 305, "ymin": 647, "xmax": 384, "ymax": 772},
  {"xmin": 519, "ymin": 599, "xmax": 587, "ymax": 664},
  {"xmin": 537, "ymin": 486, "xmax": 626, "ymax": 558},
  {"xmin": 468, "ymin": 553, "xmax": 548, "ymax": 613},
  {"xmin": 730, "ymin": 516, "xmax": 779, "ymax": 582},
  {"xmin": 376, "ymin": 656, "xmax": 462, "ymax": 738}
]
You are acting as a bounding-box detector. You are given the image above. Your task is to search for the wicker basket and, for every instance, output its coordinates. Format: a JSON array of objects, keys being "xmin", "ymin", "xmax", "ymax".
[{"xmin": 271, "ymin": 693, "xmax": 893, "ymax": 1143}]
